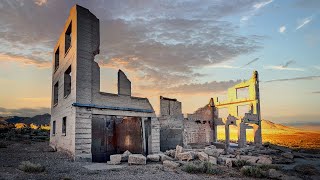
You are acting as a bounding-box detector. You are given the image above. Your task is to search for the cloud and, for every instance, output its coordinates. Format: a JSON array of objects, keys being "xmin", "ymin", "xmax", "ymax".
[
  {"xmin": 312, "ymin": 91, "xmax": 320, "ymax": 94},
  {"xmin": 0, "ymin": 52, "xmax": 51, "ymax": 68},
  {"xmin": 264, "ymin": 76, "xmax": 320, "ymax": 83},
  {"xmin": 34, "ymin": 0, "xmax": 47, "ymax": 6},
  {"xmin": 254, "ymin": 0, "xmax": 274, "ymax": 9},
  {"xmin": 241, "ymin": 0, "xmax": 273, "ymax": 22},
  {"xmin": 0, "ymin": 0, "xmax": 263, "ymax": 92},
  {"xmin": 265, "ymin": 60, "xmax": 304, "ymax": 71},
  {"xmin": 241, "ymin": 57, "xmax": 260, "ymax": 67},
  {"xmin": 314, "ymin": 66, "xmax": 320, "ymax": 70},
  {"xmin": 296, "ymin": 16, "xmax": 313, "ymax": 30},
  {"xmin": 139, "ymin": 79, "xmax": 243, "ymax": 95},
  {"xmin": 279, "ymin": 26, "xmax": 286, "ymax": 33},
  {"xmin": 0, "ymin": 107, "xmax": 50, "ymax": 117}
]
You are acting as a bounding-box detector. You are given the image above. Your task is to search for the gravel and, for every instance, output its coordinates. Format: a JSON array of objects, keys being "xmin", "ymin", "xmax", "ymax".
[{"xmin": 0, "ymin": 140, "xmax": 252, "ymax": 180}]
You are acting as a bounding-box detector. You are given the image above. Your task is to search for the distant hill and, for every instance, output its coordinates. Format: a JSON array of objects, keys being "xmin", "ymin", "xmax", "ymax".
[{"xmin": 3, "ymin": 114, "xmax": 50, "ymax": 125}]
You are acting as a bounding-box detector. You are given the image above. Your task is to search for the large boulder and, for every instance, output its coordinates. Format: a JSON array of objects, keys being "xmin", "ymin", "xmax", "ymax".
[
  {"xmin": 204, "ymin": 148, "xmax": 224, "ymax": 157},
  {"xmin": 107, "ymin": 154, "xmax": 121, "ymax": 165},
  {"xmin": 128, "ymin": 154, "xmax": 146, "ymax": 165},
  {"xmin": 175, "ymin": 145, "xmax": 183, "ymax": 159},
  {"xmin": 147, "ymin": 154, "xmax": 160, "ymax": 162},
  {"xmin": 208, "ymin": 156, "xmax": 217, "ymax": 165},
  {"xmin": 121, "ymin": 150, "xmax": 132, "ymax": 162},
  {"xmin": 257, "ymin": 155, "xmax": 272, "ymax": 165},
  {"xmin": 240, "ymin": 155, "xmax": 259, "ymax": 164},
  {"xmin": 163, "ymin": 160, "xmax": 180, "ymax": 169},
  {"xmin": 197, "ymin": 152, "xmax": 209, "ymax": 161},
  {"xmin": 176, "ymin": 152, "xmax": 194, "ymax": 161}
]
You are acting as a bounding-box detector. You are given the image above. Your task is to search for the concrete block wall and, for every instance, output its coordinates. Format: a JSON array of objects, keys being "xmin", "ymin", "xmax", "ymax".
[
  {"xmin": 118, "ymin": 70, "xmax": 131, "ymax": 96},
  {"xmin": 50, "ymin": 6, "xmax": 78, "ymax": 156},
  {"xmin": 150, "ymin": 117, "xmax": 161, "ymax": 153}
]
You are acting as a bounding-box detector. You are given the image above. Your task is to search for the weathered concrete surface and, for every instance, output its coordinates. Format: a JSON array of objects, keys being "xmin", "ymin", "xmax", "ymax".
[
  {"xmin": 147, "ymin": 154, "xmax": 160, "ymax": 162},
  {"xmin": 118, "ymin": 70, "xmax": 131, "ymax": 96},
  {"xmin": 128, "ymin": 154, "xmax": 147, "ymax": 165}
]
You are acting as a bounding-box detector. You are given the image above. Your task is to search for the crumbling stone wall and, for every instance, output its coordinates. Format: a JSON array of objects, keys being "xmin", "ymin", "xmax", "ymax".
[{"xmin": 159, "ymin": 97, "xmax": 184, "ymax": 151}]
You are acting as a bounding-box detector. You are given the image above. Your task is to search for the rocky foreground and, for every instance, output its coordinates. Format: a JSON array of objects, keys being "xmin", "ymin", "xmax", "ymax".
[{"xmin": 0, "ymin": 140, "xmax": 319, "ymax": 180}]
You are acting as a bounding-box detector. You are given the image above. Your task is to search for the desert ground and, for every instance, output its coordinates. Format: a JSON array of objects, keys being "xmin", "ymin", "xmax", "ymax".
[
  {"xmin": 0, "ymin": 139, "xmax": 320, "ymax": 180},
  {"xmin": 0, "ymin": 140, "xmax": 254, "ymax": 180}
]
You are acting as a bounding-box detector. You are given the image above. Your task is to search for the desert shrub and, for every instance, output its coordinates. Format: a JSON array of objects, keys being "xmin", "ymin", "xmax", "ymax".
[
  {"xmin": 294, "ymin": 164, "xmax": 318, "ymax": 175},
  {"xmin": 232, "ymin": 159, "xmax": 251, "ymax": 168},
  {"xmin": 240, "ymin": 166, "xmax": 266, "ymax": 178},
  {"xmin": 18, "ymin": 161, "xmax": 45, "ymax": 173},
  {"xmin": 258, "ymin": 164, "xmax": 280, "ymax": 171},
  {"xmin": 182, "ymin": 161, "xmax": 219, "ymax": 175}
]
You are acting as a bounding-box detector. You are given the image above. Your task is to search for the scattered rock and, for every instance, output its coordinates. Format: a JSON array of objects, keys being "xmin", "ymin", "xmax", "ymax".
[
  {"xmin": 176, "ymin": 152, "xmax": 194, "ymax": 161},
  {"xmin": 147, "ymin": 154, "xmax": 160, "ymax": 162},
  {"xmin": 175, "ymin": 145, "xmax": 183, "ymax": 159},
  {"xmin": 128, "ymin": 154, "xmax": 146, "ymax": 165},
  {"xmin": 257, "ymin": 155, "xmax": 272, "ymax": 165},
  {"xmin": 240, "ymin": 155, "xmax": 259, "ymax": 164},
  {"xmin": 163, "ymin": 160, "xmax": 180, "ymax": 169},
  {"xmin": 294, "ymin": 164, "xmax": 318, "ymax": 175},
  {"xmin": 225, "ymin": 158, "xmax": 233, "ymax": 168},
  {"xmin": 164, "ymin": 149, "xmax": 175, "ymax": 158},
  {"xmin": 108, "ymin": 154, "xmax": 121, "ymax": 165},
  {"xmin": 268, "ymin": 169, "xmax": 284, "ymax": 179},
  {"xmin": 197, "ymin": 152, "xmax": 209, "ymax": 161},
  {"xmin": 121, "ymin": 150, "xmax": 132, "ymax": 162},
  {"xmin": 159, "ymin": 154, "xmax": 174, "ymax": 162},
  {"xmin": 208, "ymin": 156, "xmax": 217, "ymax": 165},
  {"xmin": 281, "ymin": 152, "xmax": 294, "ymax": 159},
  {"xmin": 204, "ymin": 148, "xmax": 224, "ymax": 157}
]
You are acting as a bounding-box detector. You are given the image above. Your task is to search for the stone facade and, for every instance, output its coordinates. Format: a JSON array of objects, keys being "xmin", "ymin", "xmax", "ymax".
[{"xmin": 50, "ymin": 5, "xmax": 160, "ymax": 162}]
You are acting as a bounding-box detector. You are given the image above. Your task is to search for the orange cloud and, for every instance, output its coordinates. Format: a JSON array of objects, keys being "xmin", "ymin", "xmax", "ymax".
[{"xmin": 0, "ymin": 53, "xmax": 51, "ymax": 68}]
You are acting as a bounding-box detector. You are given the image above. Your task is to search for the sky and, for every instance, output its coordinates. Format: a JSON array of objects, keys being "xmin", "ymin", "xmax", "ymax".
[{"xmin": 0, "ymin": 0, "xmax": 319, "ymax": 125}]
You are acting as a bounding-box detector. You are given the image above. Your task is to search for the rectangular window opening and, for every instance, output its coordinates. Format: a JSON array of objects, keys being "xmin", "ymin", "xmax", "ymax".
[
  {"xmin": 236, "ymin": 87, "xmax": 249, "ymax": 99},
  {"xmin": 52, "ymin": 121, "xmax": 56, "ymax": 135},
  {"xmin": 65, "ymin": 22, "xmax": 72, "ymax": 55},
  {"xmin": 54, "ymin": 47, "xmax": 59, "ymax": 71},
  {"xmin": 64, "ymin": 65, "xmax": 71, "ymax": 97},
  {"xmin": 53, "ymin": 82, "xmax": 59, "ymax": 106},
  {"xmin": 62, "ymin": 117, "xmax": 66, "ymax": 136}
]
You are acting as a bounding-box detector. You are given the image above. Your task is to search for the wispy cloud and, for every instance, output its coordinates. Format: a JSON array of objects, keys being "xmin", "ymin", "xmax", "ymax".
[
  {"xmin": 264, "ymin": 76, "xmax": 320, "ymax": 83},
  {"xmin": 279, "ymin": 26, "xmax": 286, "ymax": 33},
  {"xmin": 254, "ymin": 0, "xmax": 274, "ymax": 9},
  {"xmin": 314, "ymin": 66, "xmax": 320, "ymax": 70},
  {"xmin": 282, "ymin": 60, "xmax": 295, "ymax": 68},
  {"xmin": 265, "ymin": 60, "xmax": 304, "ymax": 71},
  {"xmin": 312, "ymin": 91, "xmax": 320, "ymax": 94},
  {"xmin": 241, "ymin": 57, "xmax": 260, "ymax": 67},
  {"xmin": 296, "ymin": 16, "xmax": 313, "ymax": 30},
  {"xmin": 241, "ymin": 0, "xmax": 273, "ymax": 22}
]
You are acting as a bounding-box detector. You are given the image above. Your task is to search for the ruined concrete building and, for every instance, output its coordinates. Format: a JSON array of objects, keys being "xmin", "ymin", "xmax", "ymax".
[
  {"xmin": 50, "ymin": 5, "xmax": 160, "ymax": 162},
  {"xmin": 50, "ymin": 5, "xmax": 262, "ymax": 162},
  {"xmin": 159, "ymin": 71, "xmax": 262, "ymax": 151}
]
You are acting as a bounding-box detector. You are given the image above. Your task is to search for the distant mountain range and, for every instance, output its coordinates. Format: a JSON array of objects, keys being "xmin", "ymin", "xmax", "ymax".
[{"xmin": 0, "ymin": 114, "xmax": 51, "ymax": 125}]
